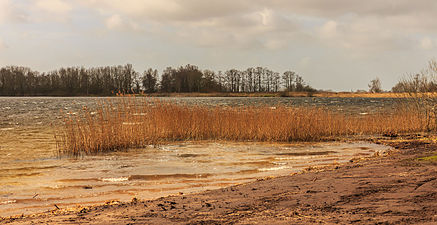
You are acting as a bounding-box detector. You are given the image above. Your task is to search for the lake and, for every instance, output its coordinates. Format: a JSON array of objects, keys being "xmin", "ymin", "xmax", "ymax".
[{"xmin": 0, "ymin": 97, "xmax": 396, "ymax": 217}]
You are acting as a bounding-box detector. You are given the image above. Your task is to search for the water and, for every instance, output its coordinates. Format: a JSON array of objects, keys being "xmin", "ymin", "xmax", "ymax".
[
  {"xmin": 0, "ymin": 96, "xmax": 400, "ymax": 127},
  {"xmin": 0, "ymin": 97, "xmax": 396, "ymax": 217}
]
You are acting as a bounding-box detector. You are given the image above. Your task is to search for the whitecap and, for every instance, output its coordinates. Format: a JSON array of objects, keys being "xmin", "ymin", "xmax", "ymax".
[
  {"xmin": 259, "ymin": 166, "xmax": 289, "ymax": 171},
  {"xmin": 100, "ymin": 177, "xmax": 129, "ymax": 182},
  {"xmin": 0, "ymin": 200, "xmax": 16, "ymax": 205},
  {"xmin": 122, "ymin": 122, "xmax": 142, "ymax": 126}
]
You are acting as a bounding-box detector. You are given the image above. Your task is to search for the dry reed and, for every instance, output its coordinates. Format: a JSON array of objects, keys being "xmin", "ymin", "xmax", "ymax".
[{"xmin": 56, "ymin": 97, "xmax": 428, "ymax": 156}]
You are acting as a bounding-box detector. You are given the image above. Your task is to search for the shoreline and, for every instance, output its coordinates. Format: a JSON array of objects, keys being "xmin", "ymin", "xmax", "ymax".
[
  {"xmin": 141, "ymin": 91, "xmax": 410, "ymax": 98},
  {"xmin": 0, "ymin": 92, "xmax": 415, "ymax": 98},
  {"xmin": 2, "ymin": 137, "xmax": 437, "ymax": 224}
]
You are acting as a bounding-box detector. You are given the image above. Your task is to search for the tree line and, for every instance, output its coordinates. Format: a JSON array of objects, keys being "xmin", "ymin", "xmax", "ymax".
[{"xmin": 0, "ymin": 64, "xmax": 315, "ymax": 96}]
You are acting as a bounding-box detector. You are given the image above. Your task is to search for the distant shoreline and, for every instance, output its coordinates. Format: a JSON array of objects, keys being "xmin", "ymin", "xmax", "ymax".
[
  {"xmin": 141, "ymin": 91, "xmax": 410, "ymax": 98},
  {"xmin": 0, "ymin": 92, "xmax": 414, "ymax": 98}
]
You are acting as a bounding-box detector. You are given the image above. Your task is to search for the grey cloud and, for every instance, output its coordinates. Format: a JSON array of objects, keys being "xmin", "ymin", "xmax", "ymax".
[
  {"xmin": 76, "ymin": 0, "xmax": 437, "ymax": 52},
  {"xmin": 263, "ymin": 0, "xmax": 437, "ymax": 18},
  {"xmin": 175, "ymin": 11, "xmax": 300, "ymax": 50},
  {"xmin": 82, "ymin": 0, "xmax": 437, "ymax": 22},
  {"xmin": 80, "ymin": 0, "xmax": 255, "ymax": 21},
  {"xmin": 79, "ymin": 1, "xmax": 300, "ymax": 50},
  {"xmin": 316, "ymin": 17, "xmax": 415, "ymax": 53},
  {"xmin": 154, "ymin": 0, "xmax": 255, "ymax": 21}
]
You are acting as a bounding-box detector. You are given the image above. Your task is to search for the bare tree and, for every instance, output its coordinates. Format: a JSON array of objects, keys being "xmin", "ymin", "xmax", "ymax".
[
  {"xmin": 0, "ymin": 64, "xmax": 317, "ymax": 96},
  {"xmin": 368, "ymin": 78, "xmax": 382, "ymax": 93},
  {"xmin": 282, "ymin": 71, "xmax": 296, "ymax": 91},
  {"xmin": 391, "ymin": 59, "xmax": 437, "ymax": 131},
  {"xmin": 142, "ymin": 68, "xmax": 158, "ymax": 93}
]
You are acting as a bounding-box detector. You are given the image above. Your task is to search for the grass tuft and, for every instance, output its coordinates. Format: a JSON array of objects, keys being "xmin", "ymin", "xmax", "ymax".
[{"xmin": 417, "ymin": 155, "xmax": 437, "ymax": 161}]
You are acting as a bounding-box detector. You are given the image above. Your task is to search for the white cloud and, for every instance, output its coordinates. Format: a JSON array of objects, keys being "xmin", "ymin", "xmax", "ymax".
[
  {"xmin": 258, "ymin": 8, "xmax": 272, "ymax": 26},
  {"xmin": 105, "ymin": 14, "xmax": 123, "ymax": 29},
  {"xmin": 0, "ymin": 0, "xmax": 10, "ymax": 23},
  {"xmin": 35, "ymin": 0, "xmax": 72, "ymax": 14},
  {"xmin": 104, "ymin": 14, "xmax": 143, "ymax": 32},
  {"xmin": 420, "ymin": 37, "xmax": 434, "ymax": 50},
  {"xmin": 0, "ymin": 0, "xmax": 27, "ymax": 23},
  {"xmin": 320, "ymin": 20, "xmax": 337, "ymax": 38}
]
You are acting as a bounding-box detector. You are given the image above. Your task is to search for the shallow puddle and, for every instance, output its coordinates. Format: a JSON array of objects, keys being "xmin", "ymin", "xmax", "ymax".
[{"xmin": 0, "ymin": 140, "xmax": 391, "ymax": 217}]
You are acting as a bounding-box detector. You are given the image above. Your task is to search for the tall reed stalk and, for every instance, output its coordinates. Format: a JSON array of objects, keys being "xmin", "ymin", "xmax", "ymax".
[{"xmin": 56, "ymin": 97, "xmax": 428, "ymax": 156}]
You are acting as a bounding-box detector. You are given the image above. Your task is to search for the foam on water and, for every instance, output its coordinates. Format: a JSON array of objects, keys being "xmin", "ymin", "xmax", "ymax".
[
  {"xmin": 100, "ymin": 177, "xmax": 129, "ymax": 182},
  {"xmin": 259, "ymin": 166, "xmax": 290, "ymax": 171},
  {"xmin": 0, "ymin": 200, "xmax": 16, "ymax": 205}
]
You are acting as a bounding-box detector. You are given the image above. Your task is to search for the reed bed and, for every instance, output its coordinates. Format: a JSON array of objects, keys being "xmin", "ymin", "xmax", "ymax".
[{"xmin": 56, "ymin": 97, "xmax": 428, "ymax": 156}]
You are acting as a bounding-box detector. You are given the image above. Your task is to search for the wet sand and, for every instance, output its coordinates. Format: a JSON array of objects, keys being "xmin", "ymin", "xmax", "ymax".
[
  {"xmin": 2, "ymin": 139, "xmax": 437, "ymax": 224},
  {"xmin": 0, "ymin": 140, "xmax": 386, "ymax": 217}
]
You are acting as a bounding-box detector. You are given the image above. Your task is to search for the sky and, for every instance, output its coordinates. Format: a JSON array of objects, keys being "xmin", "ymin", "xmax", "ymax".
[{"xmin": 0, "ymin": 0, "xmax": 436, "ymax": 91}]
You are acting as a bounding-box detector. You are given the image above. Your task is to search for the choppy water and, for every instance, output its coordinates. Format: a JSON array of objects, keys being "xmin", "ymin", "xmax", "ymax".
[
  {"xmin": 0, "ymin": 96, "xmax": 399, "ymax": 127},
  {"xmin": 0, "ymin": 97, "xmax": 397, "ymax": 217}
]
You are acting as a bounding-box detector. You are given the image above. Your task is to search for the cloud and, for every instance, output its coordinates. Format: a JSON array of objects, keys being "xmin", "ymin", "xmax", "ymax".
[
  {"xmin": 319, "ymin": 20, "xmax": 337, "ymax": 38},
  {"xmin": 0, "ymin": 0, "xmax": 27, "ymax": 23},
  {"xmin": 420, "ymin": 37, "xmax": 434, "ymax": 50},
  {"xmin": 73, "ymin": 0, "xmax": 437, "ymax": 53},
  {"xmin": 298, "ymin": 56, "xmax": 311, "ymax": 68},
  {"xmin": 0, "ymin": 38, "xmax": 5, "ymax": 49},
  {"xmin": 80, "ymin": 0, "xmax": 436, "ymax": 26},
  {"xmin": 35, "ymin": 0, "xmax": 72, "ymax": 14},
  {"xmin": 79, "ymin": 0, "xmax": 301, "ymax": 50},
  {"xmin": 314, "ymin": 15, "xmax": 416, "ymax": 54},
  {"xmin": 104, "ymin": 14, "xmax": 143, "ymax": 32},
  {"xmin": 172, "ymin": 11, "xmax": 299, "ymax": 50},
  {"xmin": 1, "ymin": 0, "xmax": 73, "ymax": 24},
  {"xmin": 262, "ymin": 0, "xmax": 436, "ymax": 18},
  {"xmin": 80, "ymin": 0, "xmax": 254, "ymax": 21},
  {"xmin": 105, "ymin": 14, "xmax": 123, "ymax": 29},
  {"xmin": 0, "ymin": 0, "xmax": 10, "ymax": 23},
  {"xmin": 2, "ymin": 0, "xmax": 437, "ymax": 71}
]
